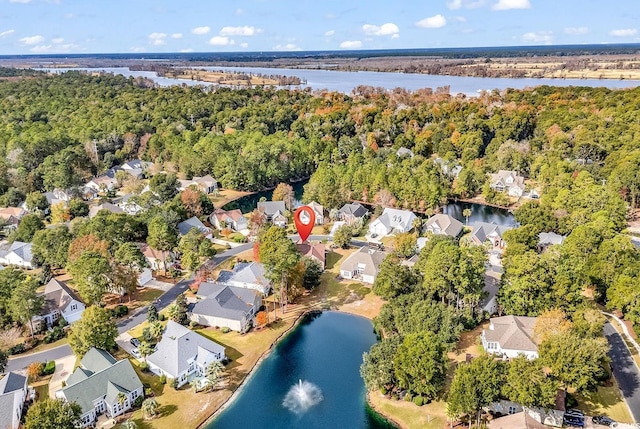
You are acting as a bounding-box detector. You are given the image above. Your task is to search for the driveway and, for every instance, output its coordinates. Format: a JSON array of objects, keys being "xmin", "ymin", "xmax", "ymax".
[
  {"xmin": 143, "ymin": 279, "xmax": 174, "ymax": 292},
  {"xmin": 604, "ymin": 321, "xmax": 640, "ymax": 422},
  {"xmin": 48, "ymin": 354, "xmax": 76, "ymax": 398}
]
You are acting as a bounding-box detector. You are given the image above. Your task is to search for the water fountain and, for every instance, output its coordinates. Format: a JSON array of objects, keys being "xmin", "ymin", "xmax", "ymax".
[{"xmin": 282, "ymin": 379, "xmax": 323, "ymax": 414}]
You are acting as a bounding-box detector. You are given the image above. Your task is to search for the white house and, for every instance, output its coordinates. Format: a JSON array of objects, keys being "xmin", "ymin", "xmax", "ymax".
[
  {"xmin": 209, "ymin": 209, "xmax": 248, "ymax": 232},
  {"xmin": 0, "ymin": 241, "xmax": 34, "ymax": 268},
  {"xmin": 57, "ymin": 348, "xmax": 144, "ymax": 427},
  {"xmin": 85, "ymin": 175, "xmax": 118, "ymax": 192},
  {"xmin": 306, "ymin": 201, "xmax": 324, "ymax": 224},
  {"xmin": 0, "ymin": 372, "xmax": 27, "ymax": 429},
  {"xmin": 147, "ymin": 321, "xmax": 226, "ymax": 387},
  {"xmin": 114, "ymin": 195, "xmax": 145, "ymax": 215},
  {"xmin": 257, "ymin": 201, "xmax": 287, "ymax": 227},
  {"xmin": 489, "ymin": 170, "xmax": 526, "ymax": 197},
  {"xmin": 339, "ymin": 247, "xmax": 389, "ymax": 284},
  {"xmin": 481, "ymin": 315, "xmax": 539, "ymax": 359},
  {"xmin": 178, "ymin": 175, "xmax": 218, "ymax": 194},
  {"xmin": 120, "ymin": 159, "xmax": 154, "ymax": 179},
  {"xmin": 368, "ymin": 208, "xmax": 417, "ymax": 238},
  {"xmin": 470, "ymin": 222, "xmax": 513, "ymax": 250},
  {"xmin": 190, "ymin": 282, "xmax": 262, "ymax": 332},
  {"xmin": 137, "ymin": 268, "xmax": 153, "ymax": 286},
  {"xmin": 423, "ymin": 214, "xmax": 463, "ymax": 238},
  {"xmin": 35, "ymin": 278, "xmax": 85, "ymax": 327},
  {"xmin": 217, "ymin": 262, "xmax": 272, "ymax": 295},
  {"xmin": 141, "ymin": 244, "xmax": 174, "ymax": 272}
]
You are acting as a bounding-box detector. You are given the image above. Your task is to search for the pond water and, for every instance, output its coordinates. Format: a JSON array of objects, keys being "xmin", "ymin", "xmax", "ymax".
[
  {"xmin": 221, "ymin": 180, "xmax": 306, "ymax": 213},
  {"xmin": 208, "ymin": 311, "xmax": 394, "ymax": 429},
  {"xmin": 443, "ymin": 201, "xmax": 516, "ymax": 226}
]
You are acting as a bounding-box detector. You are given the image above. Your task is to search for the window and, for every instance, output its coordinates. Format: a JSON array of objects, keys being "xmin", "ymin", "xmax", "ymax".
[
  {"xmin": 70, "ymin": 304, "xmax": 77, "ymax": 311},
  {"xmin": 508, "ymin": 406, "xmax": 516, "ymax": 414}
]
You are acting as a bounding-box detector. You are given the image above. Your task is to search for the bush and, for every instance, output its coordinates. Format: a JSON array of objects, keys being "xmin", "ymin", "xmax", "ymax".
[
  {"xmin": 221, "ymin": 327, "xmax": 230, "ymax": 334},
  {"xmin": 159, "ymin": 313, "xmax": 166, "ymax": 321},
  {"xmin": 44, "ymin": 326, "xmax": 65, "ymax": 344},
  {"xmin": 139, "ymin": 361, "xmax": 149, "ymax": 372},
  {"xmin": 8, "ymin": 343, "xmax": 25, "ymax": 355},
  {"xmin": 133, "ymin": 396, "xmax": 144, "ymax": 408},
  {"xmin": 404, "ymin": 393, "xmax": 413, "ymax": 402},
  {"xmin": 413, "ymin": 396, "xmax": 424, "ymax": 407},
  {"xmin": 41, "ymin": 360, "xmax": 56, "ymax": 376},
  {"xmin": 380, "ymin": 386, "xmax": 388, "ymax": 395},
  {"xmin": 159, "ymin": 374, "xmax": 167, "ymax": 385},
  {"xmin": 58, "ymin": 318, "xmax": 69, "ymax": 328},
  {"xmin": 113, "ymin": 305, "xmax": 129, "ymax": 318},
  {"xmin": 170, "ymin": 378, "xmax": 179, "ymax": 389}
]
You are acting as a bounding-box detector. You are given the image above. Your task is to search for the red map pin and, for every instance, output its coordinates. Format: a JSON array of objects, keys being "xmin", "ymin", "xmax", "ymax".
[{"xmin": 294, "ymin": 206, "xmax": 316, "ymax": 242}]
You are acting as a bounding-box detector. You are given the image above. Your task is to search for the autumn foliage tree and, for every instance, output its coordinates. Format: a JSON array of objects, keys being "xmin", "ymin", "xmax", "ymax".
[
  {"xmin": 180, "ymin": 187, "xmax": 203, "ymax": 218},
  {"xmin": 255, "ymin": 311, "xmax": 268, "ymax": 328},
  {"xmin": 67, "ymin": 234, "xmax": 109, "ymax": 264}
]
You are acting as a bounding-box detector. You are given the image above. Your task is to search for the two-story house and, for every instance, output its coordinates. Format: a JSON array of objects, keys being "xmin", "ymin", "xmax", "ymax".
[
  {"xmin": 489, "ymin": 170, "xmax": 526, "ymax": 197},
  {"xmin": 257, "ymin": 201, "xmax": 287, "ymax": 227},
  {"xmin": 35, "ymin": 278, "xmax": 85, "ymax": 327},
  {"xmin": 217, "ymin": 261, "xmax": 272, "ymax": 295},
  {"xmin": 368, "ymin": 208, "xmax": 417, "ymax": 239},
  {"xmin": 209, "ymin": 209, "xmax": 248, "ymax": 232},
  {"xmin": 481, "ymin": 315, "xmax": 539, "ymax": 360},
  {"xmin": 0, "ymin": 372, "xmax": 27, "ymax": 429}
]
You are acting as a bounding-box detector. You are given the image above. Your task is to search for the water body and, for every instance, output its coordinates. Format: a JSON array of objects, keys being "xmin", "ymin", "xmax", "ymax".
[
  {"xmin": 221, "ymin": 180, "xmax": 306, "ymax": 213},
  {"xmin": 443, "ymin": 201, "xmax": 516, "ymax": 226},
  {"xmin": 39, "ymin": 66, "xmax": 639, "ymax": 96},
  {"xmin": 209, "ymin": 311, "xmax": 394, "ymax": 429}
]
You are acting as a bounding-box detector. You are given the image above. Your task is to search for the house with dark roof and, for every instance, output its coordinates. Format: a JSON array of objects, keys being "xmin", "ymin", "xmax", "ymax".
[
  {"xmin": 481, "ymin": 315, "xmax": 539, "ymax": 359},
  {"xmin": 0, "ymin": 241, "xmax": 34, "ymax": 268},
  {"xmin": 537, "ymin": 232, "xmax": 566, "ymax": 253},
  {"xmin": 209, "ymin": 208, "xmax": 248, "ymax": 232},
  {"xmin": 296, "ymin": 241, "xmax": 326, "ymax": 268},
  {"xmin": 177, "ymin": 216, "xmax": 212, "ymax": 239},
  {"xmin": 190, "ymin": 282, "xmax": 262, "ymax": 332},
  {"xmin": 470, "ymin": 222, "xmax": 513, "ymax": 250},
  {"xmin": 0, "ymin": 372, "xmax": 27, "ymax": 429},
  {"xmin": 257, "ymin": 201, "xmax": 287, "ymax": 227},
  {"xmin": 217, "ymin": 262, "xmax": 272, "ymax": 295},
  {"xmin": 339, "ymin": 247, "xmax": 389, "ymax": 284},
  {"xmin": 424, "ymin": 214, "xmax": 463, "ymax": 238},
  {"xmin": 35, "ymin": 278, "xmax": 85, "ymax": 327},
  {"xmin": 56, "ymin": 348, "xmax": 143, "ymax": 427},
  {"xmin": 338, "ymin": 202, "xmax": 368, "ymax": 225},
  {"xmin": 88, "ymin": 202, "xmax": 124, "ymax": 219},
  {"xmin": 146, "ymin": 321, "xmax": 226, "ymax": 387}
]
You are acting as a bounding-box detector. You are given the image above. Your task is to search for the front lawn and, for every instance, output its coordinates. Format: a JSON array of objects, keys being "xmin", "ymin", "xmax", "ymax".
[
  {"xmin": 368, "ymin": 391, "xmax": 447, "ymax": 429},
  {"xmin": 575, "ymin": 383, "xmax": 633, "ymax": 423}
]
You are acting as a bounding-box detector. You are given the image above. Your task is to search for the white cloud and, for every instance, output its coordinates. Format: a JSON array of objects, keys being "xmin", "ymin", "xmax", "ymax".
[
  {"xmin": 240, "ymin": 42, "xmax": 249, "ymax": 48},
  {"xmin": 564, "ymin": 27, "xmax": 588, "ymax": 36},
  {"xmin": 447, "ymin": 0, "xmax": 462, "ymax": 9},
  {"xmin": 30, "ymin": 43, "xmax": 80, "ymax": 53},
  {"xmin": 609, "ymin": 28, "xmax": 637, "ymax": 37},
  {"xmin": 209, "ymin": 36, "xmax": 231, "ymax": 46},
  {"xmin": 273, "ymin": 43, "xmax": 301, "ymax": 51},
  {"xmin": 51, "ymin": 37, "xmax": 64, "ymax": 44},
  {"xmin": 235, "ymin": 8, "xmax": 244, "ymax": 15},
  {"xmin": 391, "ymin": 33, "xmax": 400, "ymax": 39},
  {"xmin": 447, "ymin": 0, "xmax": 486, "ymax": 9},
  {"xmin": 453, "ymin": 16, "xmax": 467, "ymax": 22},
  {"xmin": 0, "ymin": 30, "xmax": 15, "ymax": 38},
  {"xmin": 362, "ymin": 22, "xmax": 399, "ymax": 37},
  {"xmin": 20, "ymin": 35, "xmax": 45, "ymax": 45},
  {"xmin": 493, "ymin": 0, "xmax": 531, "ymax": 10},
  {"xmin": 9, "ymin": 0, "xmax": 32, "ymax": 3},
  {"xmin": 416, "ymin": 15, "xmax": 447, "ymax": 28},
  {"xmin": 219, "ymin": 26, "xmax": 260, "ymax": 36},
  {"xmin": 521, "ymin": 31, "xmax": 553, "ymax": 44},
  {"xmin": 325, "ymin": 30, "xmax": 335, "ymax": 37},
  {"xmin": 148, "ymin": 32, "xmax": 167, "ymax": 46},
  {"xmin": 339, "ymin": 40, "xmax": 362, "ymax": 49},
  {"xmin": 192, "ymin": 26, "xmax": 211, "ymax": 35},
  {"xmin": 171, "ymin": 33, "xmax": 183, "ymax": 39},
  {"xmin": 30, "ymin": 45, "xmax": 52, "ymax": 53}
]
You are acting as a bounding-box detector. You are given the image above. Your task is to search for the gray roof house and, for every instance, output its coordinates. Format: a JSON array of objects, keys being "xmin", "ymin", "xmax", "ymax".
[
  {"xmin": 88, "ymin": 202, "xmax": 124, "ymax": 219},
  {"xmin": 339, "ymin": 247, "xmax": 389, "ymax": 285},
  {"xmin": 190, "ymin": 282, "xmax": 262, "ymax": 333},
  {"xmin": 177, "ymin": 216, "xmax": 212, "ymax": 238},
  {"xmin": 489, "ymin": 170, "xmax": 526, "ymax": 197},
  {"xmin": 338, "ymin": 202, "xmax": 369, "ymax": 224},
  {"xmin": 121, "ymin": 159, "xmax": 153, "ymax": 179},
  {"xmin": 470, "ymin": 222, "xmax": 513, "ymax": 250},
  {"xmin": 35, "ymin": 278, "xmax": 85, "ymax": 327},
  {"xmin": 481, "ymin": 315, "xmax": 539, "ymax": 360},
  {"xmin": 424, "ymin": 214, "xmax": 463, "ymax": 238},
  {"xmin": 217, "ymin": 261, "xmax": 272, "ymax": 295},
  {"xmin": 56, "ymin": 348, "xmax": 143, "ymax": 427},
  {"xmin": 257, "ymin": 201, "xmax": 287, "ymax": 227},
  {"xmin": 0, "ymin": 241, "xmax": 34, "ymax": 269},
  {"xmin": 368, "ymin": 208, "xmax": 418, "ymax": 238},
  {"xmin": 537, "ymin": 232, "xmax": 566, "ymax": 252},
  {"xmin": 396, "ymin": 147, "xmax": 414, "ymax": 158},
  {"xmin": 0, "ymin": 372, "xmax": 27, "ymax": 429},
  {"xmin": 146, "ymin": 321, "xmax": 226, "ymax": 388}
]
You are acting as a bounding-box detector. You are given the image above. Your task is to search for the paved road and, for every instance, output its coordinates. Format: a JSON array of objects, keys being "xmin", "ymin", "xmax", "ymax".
[
  {"xmin": 5, "ymin": 344, "xmax": 73, "ymax": 373},
  {"xmin": 604, "ymin": 321, "xmax": 640, "ymax": 422}
]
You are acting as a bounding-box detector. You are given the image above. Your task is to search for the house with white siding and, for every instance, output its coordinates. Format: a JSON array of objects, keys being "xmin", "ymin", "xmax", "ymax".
[
  {"xmin": 0, "ymin": 372, "xmax": 27, "ymax": 429},
  {"xmin": 190, "ymin": 282, "xmax": 262, "ymax": 332},
  {"xmin": 35, "ymin": 278, "xmax": 85, "ymax": 327},
  {"xmin": 339, "ymin": 247, "xmax": 388, "ymax": 284},
  {"xmin": 481, "ymin": 315, "xmax": 539, "ymax": 360}
]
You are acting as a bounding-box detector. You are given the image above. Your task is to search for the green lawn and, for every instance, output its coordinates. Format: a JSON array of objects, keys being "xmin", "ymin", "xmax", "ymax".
[
  {"xmin": 369, "ymin": 393, "xmax": 447, "ymax": 429},
  {"xmin": 575, "ymin": 383, "xmax": 633, "ymax": 423}
]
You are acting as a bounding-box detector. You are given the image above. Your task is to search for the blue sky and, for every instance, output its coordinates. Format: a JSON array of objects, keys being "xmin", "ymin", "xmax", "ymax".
[{"xmin": 0, "ymin": 0, "xmax": 638, "ymax": 55}]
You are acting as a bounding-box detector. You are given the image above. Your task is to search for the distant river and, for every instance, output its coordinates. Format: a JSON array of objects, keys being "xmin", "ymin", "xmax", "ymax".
[{"xmin": 39, "ymin": 66, "xmax": 640, "ymax": 96}]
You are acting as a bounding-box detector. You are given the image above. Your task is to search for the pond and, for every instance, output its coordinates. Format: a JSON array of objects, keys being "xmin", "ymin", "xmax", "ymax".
[
  {"xmin": 221, "ymin": 179, "xmax": 306, "ymax": 213},
  {"xmin": 443, "ymin": 201, "xmax": 516, "ymax": 226},
  {"xmin": 208, "ymin": 311, "xmax": 394, "ymax": 429}
]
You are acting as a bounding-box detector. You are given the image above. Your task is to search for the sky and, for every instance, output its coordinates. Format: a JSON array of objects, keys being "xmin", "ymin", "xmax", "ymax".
[{"xmin": 0, "ymin": 0, "xmax": 639, "ymax": 55}]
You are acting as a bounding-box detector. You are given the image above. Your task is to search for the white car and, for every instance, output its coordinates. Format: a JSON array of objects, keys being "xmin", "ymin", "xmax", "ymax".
[{"xmin": 131, "ymin": 348, "xmax": 141, "ymax": 359}]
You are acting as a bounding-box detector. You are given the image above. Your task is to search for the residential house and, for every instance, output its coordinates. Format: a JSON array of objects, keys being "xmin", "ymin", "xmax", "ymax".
[
  {"xmin": 257, "ymin": 201, "xmax": 287, "ymax": 227},
  {"xmin": 85, "ymin": 175, "xmax": 118, "ymax": 192},
  {"xmin": 53, "ymin": 188, "xmax": 75, "ymax": 202},
  {"xmin": 0, "ymin": 207, "xmax": 26, "ymax": 230},
  {"xmin": 57, "ymin": 348, "xmax": 144, "ymax": 427},
  {"xmin": 35, "ymin": 278, "xmax": 85, "ymax": 327},
  {"xmin": 481, "ymin": 274, "xmax": 499, "ymax": 315},
  {"xmin": 0, "ymin": 372, "xmax": 27, "ymax": 429},
  {"xmin": 192, "ymin": 175, "xmax": 218, "ymax": 194},
  {"xmin": 88, "ymin": 203, "xmax": 124, "ymax": 219},
  {"xmin": 423, "ymin": 214, "xmax": 463, "ymax": 238},
  {"xmin": 209, "ymin": 209, "xmax": 248, "ymax": 232},
  {"xmin": 178, "ymin": 216, "xmax": 212, "ymax": 239},
  {"xmin": 339, "ymin": 247, "xmax": 389, "ymax": 284},
  {"xmin": 217, "ymin": 261, "xmax": 272, "ymax": 295},
  {"xmin": 537, "ymin": 232, "xmax": 566, "ymax": 253},
  {"xmin": 489, "ymin": 170, "xmax": 526, "ymax": 197},
  {"xmin": 146, "ymin": 321, "xmax": 226, "ymax": 387},
  {"xmin": 481, "ymin": 315, "xmax": 539, "ymax": 359},
  {"xmin": 329, "ymin": 221, "xmax": 346, "ymax": 237},
  {"xmin": 338, "ymin": 202, "xmax": 368, "ymax": 225},
  {"xmin": 190, "ymin": 282, "xmax": 262, "ymax": 332},
  {"xmin": 401, "ymin": 254, "xmax": 419, "ymax": 268},
  {"xmin": 0, "ymin": 241, "xmax": 34, "ymax": 268},
  {"xmin": 396, "ymin": 147, "xmax": 414, "ymax": 158},
  {"xmin": 141, "ymin": 244, "xmax": 174, "ymax": 272},
  {"xmin": 296, "ymin": 240, "xmax": 326, "ymax": 268},
  {"xmin": 487, "ymin": 391, "xmax": 566, "ymax": 428},
  {"xmin": 434, "ymin": 157, "xmax": 463, "ymax": 179},
  {"xmin": 120, "ymin": 159, "xmax": 153, "ymax": 179},
  {"xmin": 470, "ymin": 222, "xmax": 513, "ymax": 250},
  {"xmin": 306, "ymin": 201, "xmax": 324, "ymax": 225},
  {"xmin": 368, "ymin": 208, "xmax": 418, "ymax": 238},
  {"xmin": 137, "ymin": 268, "xmax": 153, "ymax": 286},
  {"xmin": 114, "ymin": 195, "xmax": 144, "ymax": 215}
]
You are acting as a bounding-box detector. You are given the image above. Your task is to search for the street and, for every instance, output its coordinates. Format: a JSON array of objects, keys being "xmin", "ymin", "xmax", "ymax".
[{"xmin": 604, "ymin": 321, "xmax": 640, "ymax": 422}]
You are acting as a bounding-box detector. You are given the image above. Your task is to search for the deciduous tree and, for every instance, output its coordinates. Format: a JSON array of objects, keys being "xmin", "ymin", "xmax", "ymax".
[
  {"xmin": 68, "ymin": 306, "xmax": 118, "ymax": 357},
  {"xmin": 25, "ymin": 398, "xmax": 82, "ymax": 429}
]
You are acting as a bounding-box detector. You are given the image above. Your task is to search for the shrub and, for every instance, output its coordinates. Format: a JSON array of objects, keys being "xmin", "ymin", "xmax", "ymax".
[
  {"xmin": 113, "ymin": 305, "xmax": 129, "ymax": 318},
  {"xmin": 221, "ymin": 326, "xmax": 230, "ymax": 334},
  {"xmin": 170, "ymin": 378, "xmax": 179, "ymax": 389},
  {"xmin": 139, "ymin": 361, "xmax": 149, "ymax": 372},
  {"xmin": 404, "ymin": 393, "xmax": 413, "ymax": 402},
  {"xmin": 380, "ymin": 386, "xmax": 388, "ymax": 395},
  {"xmin": 159, "ymin": 313, "xmax": 166, "ymax": 322},
  {"xmin": 189, "ymin": 320, "xmax": 198, "ymax": 329},
  {"xmin": 44, "ymin": 326, "xmax": 65, "ymax": 343},
  {"xmin": 41, "ymin": 360, "xmax": 56, "ymax": 375},
  {"xmin": 133, "ymin": 396, "xmax": 144, "ymax": 408},
  {"xmin": 159, "ymin": 374, "xmax": 166, "ymax": 385},
  {"xmin": 58, "ymin": 318, "xmax": 69, "ymax": 328},
  {"xmin": 8, "ymin": 343, "xmax": 25, "ymax": 355},
  {"xmin": 145, "ymin": 387, "xmax": 154, "ymax": 397},
  {"xmin": 413, "ymin": 396, "xmax": 424, "ymax": 407}
]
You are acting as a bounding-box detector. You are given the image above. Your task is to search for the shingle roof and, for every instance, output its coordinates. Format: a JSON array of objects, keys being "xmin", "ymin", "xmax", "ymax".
[
  {"xmin": 211, "ymin": 208, "xmax": 244, "ymax": 223},
  {"xmin": 338, "ymin": 202, "xmax": 368, "ymax": 218},
  {"xmin": 296, "ymin": 241, "xmax": 325, "ymax": 266},
  {"xmin": 146, "ymin": 321, "xmax": 225, "ymax": 379},
  {"xmin": 372, "ymin": 208, "xmax": 418, "ymax": 232},
  {"xmin": 41, "ymin": 278, "xmax": 82, "ymax": 315},
  {"xmin": 257, "ymin": 201, "xmax": 286, "ymax": 216},
  {"xmin": 484, "ymin": 315, "xmax": 538, "ymax": 352},
  {"xmin": 538, "ymin": 232, "xmax": 566, "ymax": 246},
  {"xmin": 177, "ymin": 216, "xmax": 209, "ymax": 236},
  {"xmin": 79, "ymin": 347, "xmax": 118, "ymax": 374},
  {"xmin": 0, "ymin": 392, "xmax": 16, "ymax": 429},
  {"xmin": 0, "ymin": 241, "xmax": 33, "ymax": 264},
  {"xmin": 340, "ymin": 247, "xmax": 388, "ymax": 277},
  {"xmin": 192, "ymin": 282, "xmax": 261, "ymax": 322},
  {"xmin": 218, "ymin": 262, "xmax": 269, "ymax": 289},
  {"xmin": 471, "ymin": 222, "xmax": 513, "ymax": 244},
  {"xmin": 89, "ymin": 203, "xmax": 124, "ymax": 218},
  {"xmin": 424, "ymin": 214, "xmax": 463, "ymax": 237},
  {"xmin": 0, "ymin": 372, "xmax": 26, "ymax": 395}
]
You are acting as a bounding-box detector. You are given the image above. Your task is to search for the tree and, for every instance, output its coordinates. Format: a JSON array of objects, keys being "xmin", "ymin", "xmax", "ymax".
[
  {"xmin": 180, "ymin": 187, "xmax": 204, "ymax": 218},
  {"xmin": 26, "ymin": 361, "xmax": 42, "ymax": 382},
  {"xmin": 114, "ymin": 242, "xmax": 147, "ymax": 271},
  {"xmin": 10, "ymin": 213, "xmax": 44, "ymax": 242},
  {"xmin": 255, "ymin": 310, "xmax": 268, "ymax": 328},
  {"xmin": 25, "ymin": 399, "xmax": 82, "ymax": 429},
  {"xmin": 169, "ymin": 293, "xmax": 189, "ymax": 325},
  {"xmin": 31, "ymin": 226, "xmax": 72, "ymax": 268},
  {"xmin": 462, "ymin": 208, "xmax": 472, "ymax": 225},
  {"xmin": 205, "ymin": 360, "xmax": 224, "ymax": 390},
  {"xmin": 142, "ymin": 398, "xmax": 159, "ymax": 420},
  {"xmin": 177, "ymin": 228, "xmax": 215, "ymax": 271},
  {"xmin": 121, "ymin": 420, "xmax": 138, "ymax": 429},
  {"xmin": 301, "ymin": 257, "xmax": 323, "ymax": 290},
  {"xmin": 149, "ymin": 173, "xmax": 179, "ymax": 202},
  {"xmin": 25, "ymin": 192, "xmax": 49, "ymax": 212},
  {"xmin": 147, "ymin": 304, "xmax": 158, "ymax": 323},
  {"xmin": 372, "ymin": 256, "xmax": 416, "ymax": 300},
  {"xmin": 67, "ymin": 234, "xmax": 110, "ymax": 264},
  {"xmin": 9, "ymin": 276, "xmax": 43, "ymax": 339},
  {"xmin": 394, "ymin": 331, "xmax": 448, "ymax": 400},
  {"xmin": 68, "ymin": 306, "xmax": 118, "ymax": 357},
  {"xmin": 503, "ymin": 356, "xmax": 558, "ymax": 409},
  {"xmin": 514, "ymin": 201, "xmax": 557, "ymax": 234},
  {"xmin": 533, "ymin": 308, "xmax": 573, "ymax": 343},
  {"xmin": 258, "ymin": 226, "xmax": 300, "ymax": 314},
  {"xmin": 138, "ymin": 341, "xmax": 154, "ymax": 362},
  {"xmin": 50, "ymin": 202, "xmax": 71, "ymax": 224},
  {"xmin": 393, "ymin": 232, "xmax": 417, "ymax": 258},
  {"xmin": 107, "ymin": 263, "xmax": 139, "ymax": 301},
  {"xmin": 147, "ymin": 215, "xmax": 179, "ymax": 274},
  {"xmin": 333, "ymin": 225, "xmax": 352, "ymax": 249},
  {"xmin": 0, "ymin": 349, "xmax": 6, "ymax": 374},
  {"xmin": 360, "ymin": 337, "xmax": 400, "ymax": 392},
  {"xmin": 149, "ymin": 321, "xmax": 164, "ymax": 340},
  {"xmin": 68, "ymin": 199, "xmax": 89, "ymax": 218},
  {"xmin": 272, "ymin": 183, "xmax": 295, "ymax": 210},
  {"xmin": 68, "ymin": 251, "xmax": 111, "ymax": 305}
]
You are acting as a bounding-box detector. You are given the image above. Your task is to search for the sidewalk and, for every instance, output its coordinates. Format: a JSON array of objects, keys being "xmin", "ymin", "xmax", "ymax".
[{"xmin": 48, "ymin": 354, "xmax": 76, "ymax": 398}]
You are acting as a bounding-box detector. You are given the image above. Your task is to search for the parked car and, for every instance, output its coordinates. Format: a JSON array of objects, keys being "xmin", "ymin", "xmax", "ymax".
[
  {"xmin": 131, "ymin": 348, "xmax": 141, "ymax": 359},
  {"xmin": 564, "ymin": 410, "xmax": 585, "ymax": 428},
  {"xmin": 130, "ymin": 337, "xmax": 141, "ymax": 347},
  {"xmin": 592, "ymin": 416, "xmax": 618, "ymax": 427}
]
